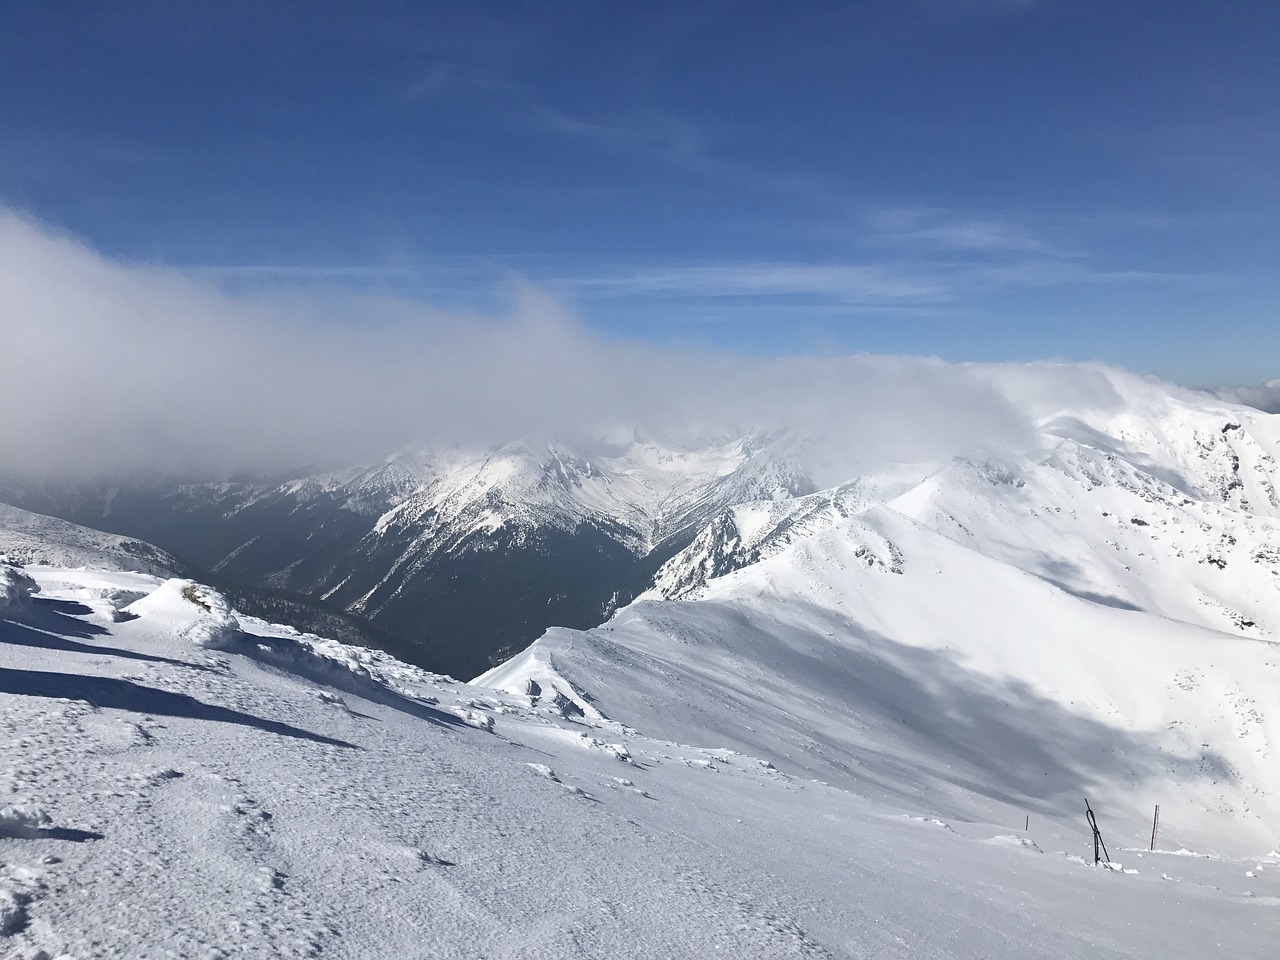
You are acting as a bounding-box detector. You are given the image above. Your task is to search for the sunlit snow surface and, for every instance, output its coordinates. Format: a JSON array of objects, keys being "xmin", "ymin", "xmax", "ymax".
[
  {"xmin": 0, "ymin": 566, "xmax": 1275, "ymax": 959},
  {"xmin": 485, "ymin": 376, "xmax": 1280, "ymax": 864}
]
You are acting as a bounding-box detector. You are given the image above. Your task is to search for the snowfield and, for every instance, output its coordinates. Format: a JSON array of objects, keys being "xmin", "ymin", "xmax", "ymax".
[{"xmin": 0, "ymin": 563, "xmax": 1275, "ymax": 958}]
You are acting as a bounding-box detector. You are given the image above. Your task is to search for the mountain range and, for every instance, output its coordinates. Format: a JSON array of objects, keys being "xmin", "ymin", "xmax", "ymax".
[
  {"xmin": 0, "ymin": 432, "xmax": 817, "ymax": 676},
  {"xmin": 2, "ymin": 364, "xmax": 1278, "ymax": 686}
]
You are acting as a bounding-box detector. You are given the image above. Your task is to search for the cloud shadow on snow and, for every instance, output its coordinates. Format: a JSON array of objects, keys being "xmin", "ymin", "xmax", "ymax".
[
  {"xmin": 598, "ymin": 603, "xmax": 1235, "ymax": 821},
  {"xmin": 0, "ymin": 667, "xmax": 358, "ymax": 749},
  {"xmin": 1028, "ymin": 558, "xmax": 1142, "ymax": 612}
]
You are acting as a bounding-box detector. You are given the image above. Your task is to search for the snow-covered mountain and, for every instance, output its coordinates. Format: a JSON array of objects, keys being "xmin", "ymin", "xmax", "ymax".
[
  {"xmin": 480, "ymin": 367, "xmax": 1280, "ymax": 856},
  {"xmin": 0, "ymin": 433, "xmax": 817, "ymax": 677},
  {"xmin": 3, "ymin": 364, "xmax": 1279, "ymax": 956},
  {"xmin": 0, "ymin": 501, "xmax": 409, "ymax": 659},
  {"xmin": 5, "ymin": 363, "xmax": 1279, "ymax": 690}
]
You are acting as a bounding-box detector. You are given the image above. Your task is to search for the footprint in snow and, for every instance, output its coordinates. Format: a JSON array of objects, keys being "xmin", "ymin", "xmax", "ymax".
[
  {"xmin": 526, "ymin": 763, "xmax": 559, "ymax": 782},
  {"xmin": 220, "ymin": 796, "xmax": 274, "ymax": 841},
  {"xmin": 417, "ymin": 850, "xmax": 456, "ymax": 868},
  {"xmin": 525, "ymin": 764, "xmax": 598, "ymax": 801},
  {"xmin": 257, "ymin": 866, "xmax": 288, "ymax": 894},
  {"xmin": 607, "ymin": 776, "xmax": 653, "ymax": 800}
]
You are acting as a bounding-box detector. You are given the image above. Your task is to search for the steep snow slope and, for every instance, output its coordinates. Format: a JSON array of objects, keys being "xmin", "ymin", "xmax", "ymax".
[
  {"xmin": 887, "ymin": 373, "xmax": 1280, "ymax": 636},
  {"xmin": 0, "ymin": 501, "xmax": 189, "ymax": 577},
  {"xmin": 3, "ymin": 567, "xmax": 1276, "ymax": 958},
  {"xmin": 481, "ymin": 369, "xmax": 1280, "ymax": 857}
]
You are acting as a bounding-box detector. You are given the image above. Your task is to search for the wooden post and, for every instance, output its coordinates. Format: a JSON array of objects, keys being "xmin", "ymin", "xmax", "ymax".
[
  {"xmin": 1024, "ymin": 814, "xmax": 1029, "ymax": 832},
  {"xmin": 1149, "ymin": 804, "xmax": 1160, "ymax": 851}
]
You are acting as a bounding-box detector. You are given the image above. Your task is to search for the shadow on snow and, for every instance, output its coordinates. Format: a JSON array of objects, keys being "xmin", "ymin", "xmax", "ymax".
[
  {"xmin": 0, "ymin": 667, "xmax": 358, "ymax": 749},
  {"xmin": 575, "ymin": 600, "xmax": 1235, "ymax": 822},
  {"xmin": 237, "ymin": 630, "xmax": 469, "ymax": 729},
  {"xmin": 1, "ymin": 617, "xmax": 214, "ymax": 671}
]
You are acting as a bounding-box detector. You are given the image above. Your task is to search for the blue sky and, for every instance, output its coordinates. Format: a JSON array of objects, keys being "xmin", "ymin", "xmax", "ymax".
[{"xmin": 2, "ymin": 0, "xmax": 1277, "ymax": 384}]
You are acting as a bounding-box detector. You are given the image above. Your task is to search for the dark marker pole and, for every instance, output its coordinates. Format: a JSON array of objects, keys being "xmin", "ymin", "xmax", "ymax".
[{"xmin": 1085, "ymin": 798, "xmax": 1110, "ymax": 866}]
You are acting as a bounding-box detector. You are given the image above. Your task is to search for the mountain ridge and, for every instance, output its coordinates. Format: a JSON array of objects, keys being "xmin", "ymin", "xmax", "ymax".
[{"xmin": 3, "ymin": 364, "xmax": 1277, "ymax": 680}]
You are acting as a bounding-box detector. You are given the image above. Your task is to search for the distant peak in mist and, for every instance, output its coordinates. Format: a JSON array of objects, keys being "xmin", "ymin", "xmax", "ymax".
[{"xmin": 1206, "ymin": 380, "xmax": 1280, "ymax": 415}]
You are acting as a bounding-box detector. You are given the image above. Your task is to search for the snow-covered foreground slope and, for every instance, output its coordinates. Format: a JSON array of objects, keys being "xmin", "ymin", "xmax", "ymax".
[{"xmin": 4, "ymin": 566, "xmax": 1276, "ymax": 958}]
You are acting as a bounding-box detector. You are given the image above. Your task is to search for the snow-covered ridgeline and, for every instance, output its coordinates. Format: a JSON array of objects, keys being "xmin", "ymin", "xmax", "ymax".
[
  {"xmin": 482, "ymin": 373, "xmax": 1280, "ymax": 857},
  {"xmin": 2, "ymin": 362, "xmax": 1280, "ymax": 955},
  {"xmin": 0, "ymin": 501, "xmax": 187, "ymax": 578}
]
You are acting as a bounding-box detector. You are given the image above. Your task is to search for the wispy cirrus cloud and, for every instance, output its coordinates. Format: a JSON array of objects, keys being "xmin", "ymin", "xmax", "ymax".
[
  {"xmin": 572, "ymin": 262, "xmax": 949, "ymax": 304},
  {"xmin": 400, "ymin": 63, "xmax": 462, "ymax": 103},
  {"xmin": 529, "ymin": 105, "xmax": 712, "ymax": 171},
  {"xmin": 396, "ymin": 61, "xmax": 717, "ymax": 174},
  {"xmin": 565, "ymin": 251, "xmax": 1204, "ymax": 309},
  {"xmin": 863, "ymin": 206, "xmax": 1054, "ymax": 254}
]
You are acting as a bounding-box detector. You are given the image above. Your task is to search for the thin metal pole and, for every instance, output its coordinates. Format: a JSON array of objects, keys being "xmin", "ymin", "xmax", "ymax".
[
  {"xmin": 1149, "ymin": 804, "xmax": 1159, "ymax": 851},
  {"xmin": 1085, "ymin": 798, "xmax": 1110, "ymax": 865}
]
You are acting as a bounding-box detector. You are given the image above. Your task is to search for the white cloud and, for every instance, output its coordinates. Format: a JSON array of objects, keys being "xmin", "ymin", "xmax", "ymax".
[
  {"xmin": 865, "ymin": 206, "xmax": 1051, "ymax": 254},
  {"xmin": 573, "ymin": 262, "xmax": 950, "ymax": 303},
  {"xmin": 0, "ymin": 209, "xmax": 1145, "ymax": 483},
  {"xmin": 529, "ymin": 105, "xmax": 712, "ymax": 171},
  {"xmin": 1209, "ymin": 381, "xmax": 1280, "ymax": 415}
]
